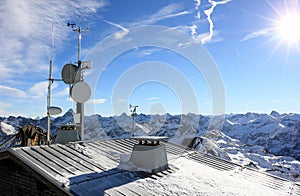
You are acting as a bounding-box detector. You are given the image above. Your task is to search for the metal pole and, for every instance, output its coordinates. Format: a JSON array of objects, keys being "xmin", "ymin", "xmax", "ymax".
[
  {"xmin": 47, "ymin": 25, "xmax": 54, "ymax": 144},
  {"xmin": 132, "ymin": 114, "xmax": 134, "ymax": 137},
  {"xmin": 76, "ymin": 27, "xmax": 84, "ymax": 140}
]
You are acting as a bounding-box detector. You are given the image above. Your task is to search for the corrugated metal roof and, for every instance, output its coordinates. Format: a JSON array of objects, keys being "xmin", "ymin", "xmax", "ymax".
[{"xmin": 1, "ymin": 139, "xmax": 300, "ymax": 195}]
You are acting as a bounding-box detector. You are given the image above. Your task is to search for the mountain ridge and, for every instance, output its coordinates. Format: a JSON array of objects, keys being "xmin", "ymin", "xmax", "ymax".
[{"xmin": 1, "ymin": 109, "xmax": 299, "ymax": 182}]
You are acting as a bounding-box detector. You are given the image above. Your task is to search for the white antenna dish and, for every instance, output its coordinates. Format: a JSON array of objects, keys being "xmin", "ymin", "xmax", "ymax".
[
  {"xmin": 48, "ymin": 106, "xmax": 62, "ymax": 115},
  {"xmin": 61, "ymin": 63, "xmax": 79, "ymax": 84},
  {"xmin": 70, "ymin": 81, "xmax": 91, "ymax": 103}
]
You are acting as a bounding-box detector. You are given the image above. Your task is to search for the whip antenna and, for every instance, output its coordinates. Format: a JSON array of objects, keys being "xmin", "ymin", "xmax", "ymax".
[{"xmin": 47, "ymin": 25, "xmax": 62, "ymax": 144}]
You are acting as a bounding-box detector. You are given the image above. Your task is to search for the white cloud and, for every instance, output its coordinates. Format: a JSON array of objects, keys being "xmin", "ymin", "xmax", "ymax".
[
  {"xmin": 0, "ymin": 85, "xmax": 27, "ymax": 98},
  {"xmin": 146, "ymin": 10, "xmax": 191, "ymax": 25},
  {"xmin": 0, "ymin": 101, "xmax": 12, "ymax": 109},
  {"xmin": 130, "ymin": 3, "xmax": 192, "ymax": 26},
  {"xmin": 196, "ymin": 11, "xmax": 201, "ymax": 20},
  {"xmin": 118, "ymin": 99, "xmax": 127, "ymax": 103},
  {"xmin": 178, "ymin": 31, "xmax": 223, "ymax": 48},
  {"xmin": 0, "ymin": 101, "xmax": 13, "ymax": 117},
  {"xmin": 146, "ymin": 97, "xmax": 159, "ymax": 101},
  {"xmin": 0, "ymin": 107, "xmax": 11, "ymax": 117},
  {"xmin": 54, "ymin": 87, "xmax": 69, "ymax": 97},
  {"xmin": 29, "ymin": 81, "xmax": 58, "ymax": 98},
  {"xmin": 147, "ymin": 3, "xmax": 184, "ymax": 22},
  {"xmin": 195, "ymin": 0, "xmax": 201, "ymax": 10},
  {"xmin": 103, "ymin": 20, "xmax": 129, "ymax": 40},
  {"xmin": 88, "ymin": 98, "xmax": 107, "ymax": 104},
  {"xmin": 67, "ymin": 97, "xmax": 73, "ymax": 102},
  {"xmin": 201, "ymin": 0, "xmax": 231, "ymax": 44},
  {"xmin": 126, "ymin": 47, "xmax": 164, "ymax": 58},
  {"xmin": 190, "ymin": 24, "xmax": 198, "ymax": 36},
  {"xmin": 101, "ymin": 4, "xmax": 192, "ymax": 42},
  {"xmin": 0, "ymin": 0, "xmax": 107, "ymax": 81},
  {"xmin": 241, "ymin": 29, "xmax": 271, "ymax": 42}
]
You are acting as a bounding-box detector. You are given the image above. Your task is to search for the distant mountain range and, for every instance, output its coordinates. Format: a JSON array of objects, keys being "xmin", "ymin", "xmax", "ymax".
[{"xmin": 1, "ymin": 109, "xmax": 300, "ymax": 181}]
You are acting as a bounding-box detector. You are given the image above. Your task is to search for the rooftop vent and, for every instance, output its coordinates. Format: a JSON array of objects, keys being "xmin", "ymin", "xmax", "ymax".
[
  {"xmin": 55, "ymin": 124, "xmax": 79, "ymax": 144},
  {"xmin": 125, "ymin": 136, "xmax": 169, "ymax": 173}
]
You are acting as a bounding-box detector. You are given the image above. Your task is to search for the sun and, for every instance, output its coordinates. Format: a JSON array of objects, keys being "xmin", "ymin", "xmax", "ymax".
[
  {"xmin": 276, "ymin": 13, "xmax": 300, "ymax": 44},
  {"xmin": 257, "ymin": 0, "xmax": 300, "ymax": 64}
]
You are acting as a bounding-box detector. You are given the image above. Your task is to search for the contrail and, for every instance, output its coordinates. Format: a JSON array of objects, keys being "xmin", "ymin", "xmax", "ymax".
[
  {"xmin": 202, "ymin": 0, "xmax": 231, "ymax": 44},
  {"xmin": 103, "ymin": 19, "xmax": 129, "ymax": 39}
]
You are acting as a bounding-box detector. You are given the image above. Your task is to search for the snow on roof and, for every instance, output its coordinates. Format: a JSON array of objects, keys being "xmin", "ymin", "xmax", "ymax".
[{"xmin": 1, "ymin": 139, "xmax": 299, "ymax": 195}]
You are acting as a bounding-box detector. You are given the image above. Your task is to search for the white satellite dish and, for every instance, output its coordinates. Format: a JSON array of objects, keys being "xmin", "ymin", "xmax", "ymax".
[
  {"xmin": 48, "ymin": 106, "xmax": 62, "ymax": 115},
  {"xmin": 61, "ymin": 63, "xmax": 79, "ymax": 84},
  {"xmin": 70, "ymin": 81, "xmax": 91, "ymax": 103}
]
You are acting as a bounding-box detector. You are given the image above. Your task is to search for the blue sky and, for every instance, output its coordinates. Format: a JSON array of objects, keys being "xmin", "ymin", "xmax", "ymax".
[{"xmin": 0, "ymin": 0, "xmax": 300, "ymax": 117}]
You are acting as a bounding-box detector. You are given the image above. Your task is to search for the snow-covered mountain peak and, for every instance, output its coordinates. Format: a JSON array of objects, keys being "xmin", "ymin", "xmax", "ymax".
[{"xmin": 270, "ymin": 110, "xmax": 281, "ymax": 118}]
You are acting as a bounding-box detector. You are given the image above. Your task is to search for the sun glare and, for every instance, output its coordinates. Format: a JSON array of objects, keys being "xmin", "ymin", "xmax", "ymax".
[
  {"xmin": 277, "ymin": 13, "xmax": 300, "ymax": 43},
  {"xmin": 257, "ymin": 0, "xmax": 300, "ymax": 65}
]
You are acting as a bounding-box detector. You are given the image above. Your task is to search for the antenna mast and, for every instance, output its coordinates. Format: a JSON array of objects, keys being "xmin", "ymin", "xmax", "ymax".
[
  {"xmin": 68, "ymin": 23, "xmax": 88, "ymax": 140},
  {"xmin": 47, "ymin": 25, "xmax": 55, "ymax": 144}
]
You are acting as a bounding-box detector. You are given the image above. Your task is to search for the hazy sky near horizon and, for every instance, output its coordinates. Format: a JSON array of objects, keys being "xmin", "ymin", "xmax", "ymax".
[{"xmin": 0, "ymin": 0, "xmax": 300, "ymax": 117}]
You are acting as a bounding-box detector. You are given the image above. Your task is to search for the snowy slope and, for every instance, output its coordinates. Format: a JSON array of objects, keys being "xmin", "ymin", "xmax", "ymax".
[
  {"xmin": 0, "ymin": 121, "xmax": 18, "ymax": 143},
  {"xmin": 137, "ymin": 157, "xmax": 289, "ymax": 196},
  {"xmin": 0, "ymin": 121, "xmax": 17, "ymax": 136}
]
